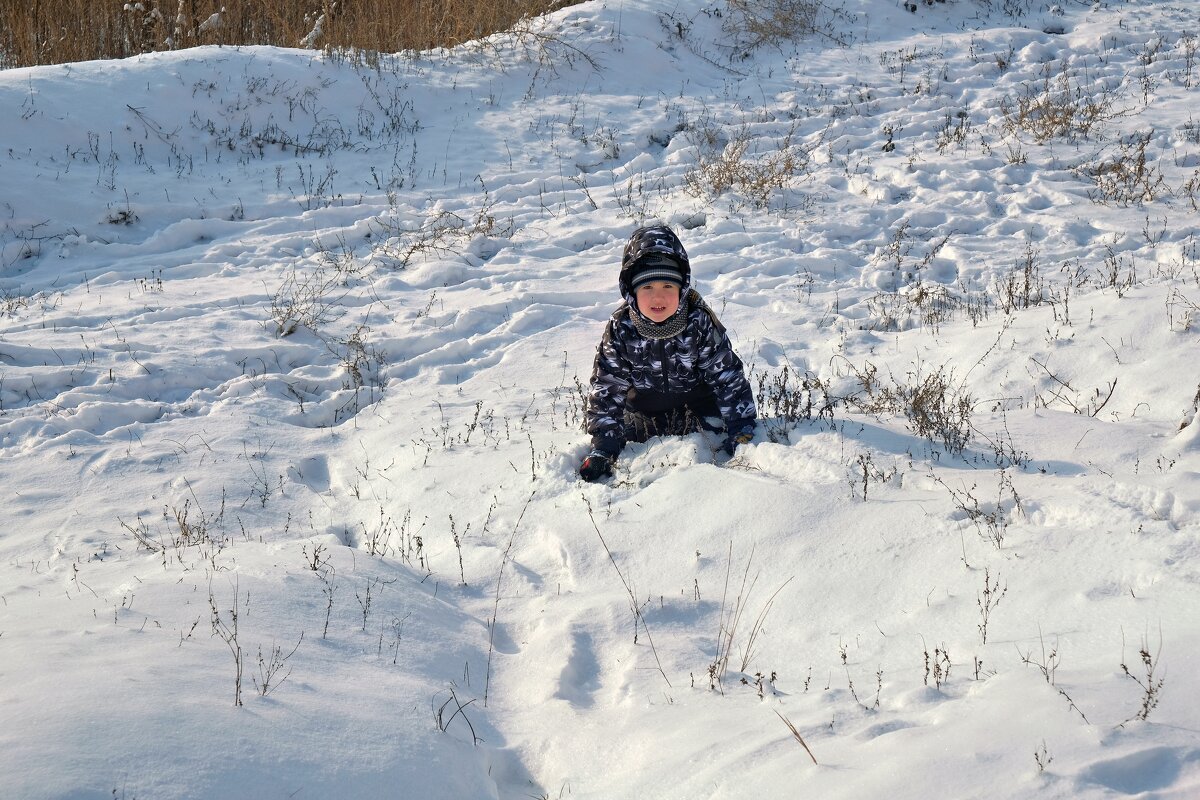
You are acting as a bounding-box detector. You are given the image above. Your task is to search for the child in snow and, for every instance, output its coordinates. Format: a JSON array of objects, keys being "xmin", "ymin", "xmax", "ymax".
[{"xmin": 579, "ymin": 225, "xmax": 757, "ymax": 482}]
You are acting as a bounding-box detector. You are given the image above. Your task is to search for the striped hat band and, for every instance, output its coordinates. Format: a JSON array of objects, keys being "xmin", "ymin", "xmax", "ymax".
[{"xmin": 629, "ymin": 256, "xmax": 684, "ymax": 290}]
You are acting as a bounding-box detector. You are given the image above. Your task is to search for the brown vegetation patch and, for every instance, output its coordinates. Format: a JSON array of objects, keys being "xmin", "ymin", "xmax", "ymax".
[{"xmin": 2, "ymin": 0, "xmax": 582, "ymax": 68}]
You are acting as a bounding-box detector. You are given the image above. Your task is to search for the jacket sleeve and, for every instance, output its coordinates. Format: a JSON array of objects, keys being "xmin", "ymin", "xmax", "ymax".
[
  {"xmin": 697, "ymin": 314, "xmax": 757, "ymax": 432},
  {"xmin": 586, "ymin": 317, "xmax": 632, "ymax": 456}
]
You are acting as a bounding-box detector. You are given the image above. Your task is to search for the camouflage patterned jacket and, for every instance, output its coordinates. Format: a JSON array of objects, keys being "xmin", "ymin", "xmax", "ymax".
[{"xmin": 587, "ymin": 294, "xmax": 757, "ymax": 457}]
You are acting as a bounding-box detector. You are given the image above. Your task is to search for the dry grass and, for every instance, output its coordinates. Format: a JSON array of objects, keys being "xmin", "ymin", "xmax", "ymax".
[
  {"xmin": 999, "ymin": 62, "xmax": 1128, "ymax": 143},
  {"xmin": 841, "ymin": 360, "xmax": 975, "ymax": 457},
  {"xmin": 682, "ymin": 123, "xmax": 811, "ymax": 211},
  {"xmin": 722, "ymin": 0, "xmax": 840, "ymax": 54},
  {"xmin": 1, "ymin": 0, "xmax": 580, "ymax": 68},
  {"xmin": 1084, "ymin": 130, "xmax": 1169, "ymax": 207}
]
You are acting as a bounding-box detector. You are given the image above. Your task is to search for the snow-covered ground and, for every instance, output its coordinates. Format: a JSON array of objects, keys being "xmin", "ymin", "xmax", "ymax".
[{"xmin": 2, "ymin": 1, "xmax": 1200, "ymax": 797}]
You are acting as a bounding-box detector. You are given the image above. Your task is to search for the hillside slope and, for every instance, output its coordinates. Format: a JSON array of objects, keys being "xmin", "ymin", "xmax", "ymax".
[{"xmin": 2, "ymin": 1, "xmax": 1199, "ymax": 797}]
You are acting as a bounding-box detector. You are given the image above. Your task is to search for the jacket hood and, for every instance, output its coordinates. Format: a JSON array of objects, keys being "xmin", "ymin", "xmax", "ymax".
[{"xmin": 618, "ymin": 225, "xmax": 691, "ymax": 297}]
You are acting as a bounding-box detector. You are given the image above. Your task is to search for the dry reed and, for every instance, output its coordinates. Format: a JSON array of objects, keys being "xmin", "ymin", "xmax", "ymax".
[{"xmin": 1, "ymin": 0, "xmax": 580, "ymax": 68}]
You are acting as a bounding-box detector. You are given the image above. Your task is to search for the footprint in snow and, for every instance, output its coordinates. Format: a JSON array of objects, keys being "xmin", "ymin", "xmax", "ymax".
[
  {"xmin": 287, "ymin": 455, "xmax": 330, "ymax": 494},
  {"xmin": 855, "ymin": 719, "xmax": 917, "ymax": 741},
  {"xmin": 1079, "ymin": 746, "xmax": 1199, "ymax": 795},
  {"xmin": 554, "ymin": 628, "xmax": 602, "ymax": 709}
]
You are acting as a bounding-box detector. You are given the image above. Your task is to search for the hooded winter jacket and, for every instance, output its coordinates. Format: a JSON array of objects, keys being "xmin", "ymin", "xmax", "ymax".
[{"xmin": 586, "ymin": 290, "xmax": 757, "ymax": 457}]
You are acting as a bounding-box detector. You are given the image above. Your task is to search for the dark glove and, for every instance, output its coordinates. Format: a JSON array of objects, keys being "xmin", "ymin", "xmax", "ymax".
[
  {"xmin": 579, "ymin": 450, "xmax": 613, "ymax": 482},
  {"xmin": 723, "ymin": 426, "xmax": 755, "ymax": 456}
]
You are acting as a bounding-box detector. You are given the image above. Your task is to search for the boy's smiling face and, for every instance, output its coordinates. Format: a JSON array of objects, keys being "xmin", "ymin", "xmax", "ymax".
[{"xmin": 635, "ymin": 281, "xmax": 681, "ymax": 323}]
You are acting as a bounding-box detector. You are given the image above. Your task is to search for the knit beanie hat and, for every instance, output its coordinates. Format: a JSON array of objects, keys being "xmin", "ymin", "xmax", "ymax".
[{"xmin": 628, "ymin": 254, "xmax": 685, "ymax": 291}]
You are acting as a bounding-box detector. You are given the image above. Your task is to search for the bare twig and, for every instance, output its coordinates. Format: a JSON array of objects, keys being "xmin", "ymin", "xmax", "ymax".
[
  {"xmin": 583, "ymin": 495, "xmax": 671, "ymax": 688},
  {"xmin": 484, "ymin": 491, "xmax": 535, "ymax": 707},
  {"xmin": 434, "ymin": 687, "xmax": 482, "ymax": 745}
]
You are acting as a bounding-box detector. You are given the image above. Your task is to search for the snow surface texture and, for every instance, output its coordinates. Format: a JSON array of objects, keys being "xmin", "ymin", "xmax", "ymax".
[{"xmin": 2, "ymin": 0, "xmax": 1200, "ymax": 797}]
